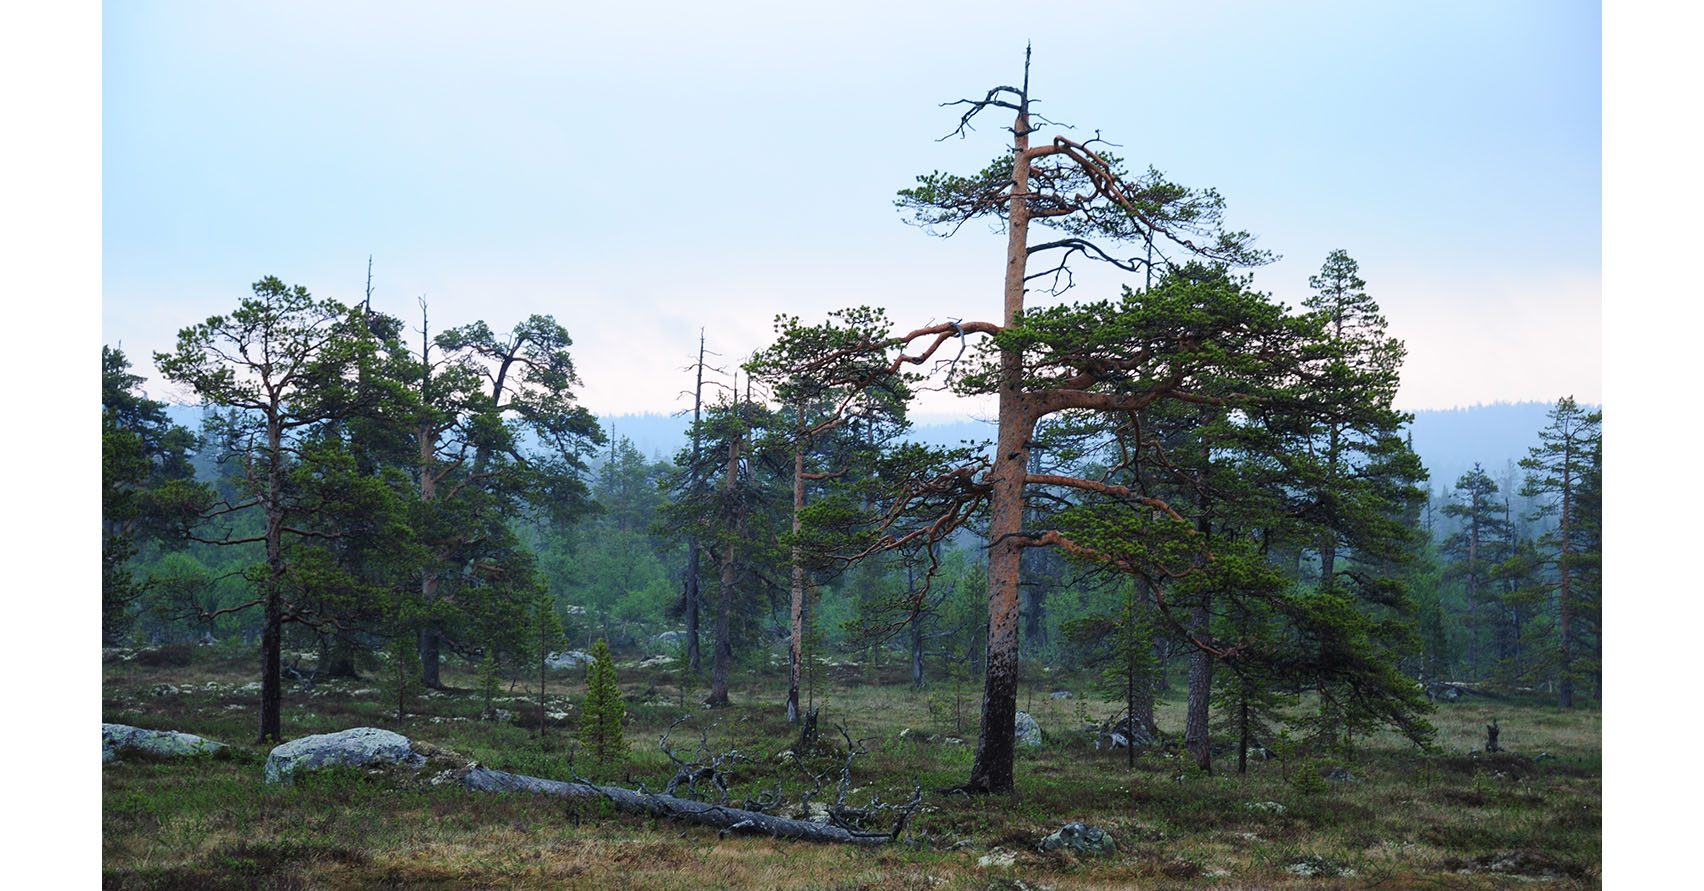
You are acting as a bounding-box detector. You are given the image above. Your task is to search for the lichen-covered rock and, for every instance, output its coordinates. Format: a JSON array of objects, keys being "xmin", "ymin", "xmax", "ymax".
[
  {"xmin": 264, "ymin": 727, "xmax": 425, "ymax": 784},
  {"xmin": 1037, "ymin": 822, "xmax": 1116, "ymax": 856},
  {"xmin": 103, "ymin": 723, "xmax": 227, "ymax": 763},
  {"xmin": 1014, "ymin": 710, "xmax": 1042, "ymax": 747},
  {"xmin": 545, "ymin": 650, "xmax": 594, "ymax": 670}
]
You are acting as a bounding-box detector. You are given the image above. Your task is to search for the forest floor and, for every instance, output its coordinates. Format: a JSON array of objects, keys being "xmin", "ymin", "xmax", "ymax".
[{"xmin": 102, "ymin": 645, "xmax": 1601, "ymax": 889}]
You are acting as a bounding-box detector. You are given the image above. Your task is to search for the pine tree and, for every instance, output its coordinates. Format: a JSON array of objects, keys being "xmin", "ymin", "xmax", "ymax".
[
  {"xmin": 1520, "ymin": 396, "xmax": 1602, "ymax": 706},
  {"xmin": 578, "ymin": 638, "xmax": 627, "ymax": 768},
  {"xmin": 1440, "ymin": 464, "xmax": 1509, "ymax": 679}
]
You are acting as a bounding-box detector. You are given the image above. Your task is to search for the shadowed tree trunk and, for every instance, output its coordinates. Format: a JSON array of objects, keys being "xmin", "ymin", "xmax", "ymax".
[
  {"xmin": 1185, "ymin": 597, "xmax": 1212, "ymax": 773},
  {"xmin": 706, "ymin": 426, "xmax": 742, "ymax": 707}
]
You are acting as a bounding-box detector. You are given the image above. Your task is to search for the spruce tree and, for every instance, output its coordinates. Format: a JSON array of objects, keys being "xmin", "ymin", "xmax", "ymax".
[{"xmin": 578, "ymin": 638, "xmax": 626, "ymax": 768}]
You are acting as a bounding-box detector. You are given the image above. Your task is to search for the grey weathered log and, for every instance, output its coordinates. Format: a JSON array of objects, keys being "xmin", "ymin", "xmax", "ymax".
[{"xmin": 456, "ymin": 765, "xmax": 898, "ymax": 845}]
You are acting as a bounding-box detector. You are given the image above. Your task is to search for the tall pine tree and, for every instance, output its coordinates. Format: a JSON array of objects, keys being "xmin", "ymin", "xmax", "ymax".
[{"xmin": 1520, "ymin": 397, "xmax": 1602, "ymax": 706}]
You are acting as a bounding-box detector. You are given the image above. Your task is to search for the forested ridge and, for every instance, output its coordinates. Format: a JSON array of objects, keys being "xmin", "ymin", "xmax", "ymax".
[{"xmin": 102, "ymin": 57, "xmax": 1602, "ymax": 888}]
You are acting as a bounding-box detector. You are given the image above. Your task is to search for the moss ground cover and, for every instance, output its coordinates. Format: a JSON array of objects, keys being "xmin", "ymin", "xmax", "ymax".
[{"xmin": 102, "ymin": 650, "xmax": 1600, "ymax": 889}]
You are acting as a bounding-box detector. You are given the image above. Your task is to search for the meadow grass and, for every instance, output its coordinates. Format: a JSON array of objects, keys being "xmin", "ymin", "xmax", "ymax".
[{"xmin": 102, "ymin": 648, "xmax": 1601, "ymax": 889}]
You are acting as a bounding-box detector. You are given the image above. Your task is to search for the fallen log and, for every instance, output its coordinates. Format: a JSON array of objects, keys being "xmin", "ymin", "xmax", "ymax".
[{"xmin": 455, "ymin": 765, "xmax": 904, "ymax": 845}]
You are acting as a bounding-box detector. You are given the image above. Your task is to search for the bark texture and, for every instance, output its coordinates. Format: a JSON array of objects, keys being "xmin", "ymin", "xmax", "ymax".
[{"xmin": 458, "ymin": 766, "xmax": 900, "ymax": 845}]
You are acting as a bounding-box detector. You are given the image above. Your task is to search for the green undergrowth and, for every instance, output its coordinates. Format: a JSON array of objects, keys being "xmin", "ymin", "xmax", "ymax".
[{"xmin": 103, "ymin": 647, "xmax": 1601, "ymax": 889}]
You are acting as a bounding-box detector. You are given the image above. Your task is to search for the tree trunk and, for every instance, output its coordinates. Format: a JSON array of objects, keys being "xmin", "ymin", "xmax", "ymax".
[
  {"xmin": 706, "ymin": 430, "xmax": 740, "ymax": 708},
  {"xmin": 788, "ymin": 433, "xmax": 805, "ymax": 723},
  {"xmin": 420, "ymin": 619, "xmax": 443, "ymax": 689},
  {"xmin": 260, "ymin": 589, "xmax": 283, "ymax": 743},
  {"xmin": 911, "ymin": 614, "xmax": 925, "ymax": 690},
  {"xmin": 1467, "ymin": 494, "xmax": 1480, "ymax": 677},
  {"xmin": 1185, "ymin": 598, "xmax": 1211, "ymax": 773},
  {"xmin": 683, "ymin": 329, "xmax": 707, "ymax": 674},
  {"xmin": 259, "ymin": 413, "xmax": 286, "ymax": 744},
  {"xmin": 685, "ymin": 542, "xmax": 702, "ymax": 672},
  {"xmin": 964, "ymin": 70, "xmax": 1036, "ymax": 798},
  {"xmin": 1237, "ymin": 686, "xmax": 1250, "ymax": 775},
  {"xmin": 707, "ymin": 546, "xmax": 735, "ymax": 707},
  {"xmin": 459, "ymin": 766, "xmax": 906, "ymax": 845},
  {"xmin": 1558, "ymin": 440, "xmax": 1574, "ymax": 708}
]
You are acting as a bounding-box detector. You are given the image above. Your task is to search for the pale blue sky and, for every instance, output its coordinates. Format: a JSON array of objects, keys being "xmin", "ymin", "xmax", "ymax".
[
  {"xmin": 103, "ymin": 0, "xmax": 1594, "ymax": 419},
  {"xmin": 98, "ymin": 0, "xmax": 1601, "ymax": 416}
]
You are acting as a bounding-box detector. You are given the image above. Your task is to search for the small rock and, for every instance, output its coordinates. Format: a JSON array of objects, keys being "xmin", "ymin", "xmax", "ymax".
[
  {"xmin": 1244, "ymin": 800, "xmax": 1287, "ymax": 814},
  {"xmin": 1324, "ymin": 766, "xmax": 1358, "ymax": 783},
  {"xmin": 1014, "ymin": 711, "xmax": 1042, "ymax": 747},
  {"xmin": 978, "ymin": 848, "xmax": 1018, "ymax": 868},
  {"xmin": 942, "ymin": 736, "xmax": 966, "ymax": 746},
  {"xmin": 544, "ymin": 650, "xmax": 595, "ymax": 671},
  {"xmin": 152, "ymin": 684, "xmax": 182, "ymax": 696},
  {"xmin": 1037, "ymin": 822, "xmax": 1116, "ymax": 856},
  {"xmin": 637, "ymin": 655, "xmax": 673, "ymax": 668},
  {"xmin": 1049, "ymin": 691, "xmax": 1073, "ymax": 699}
]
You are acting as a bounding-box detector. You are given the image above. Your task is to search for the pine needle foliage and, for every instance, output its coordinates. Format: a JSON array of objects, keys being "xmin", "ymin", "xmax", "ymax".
[{"xmin": 577, "ymin": 639, "xmax": 626, "ymax": 767}]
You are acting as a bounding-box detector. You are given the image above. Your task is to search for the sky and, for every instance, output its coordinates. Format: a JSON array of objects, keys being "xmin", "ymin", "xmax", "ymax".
[{"xmin": 97, "ymin": 0, "xmax": 1602, "ymax": 420}]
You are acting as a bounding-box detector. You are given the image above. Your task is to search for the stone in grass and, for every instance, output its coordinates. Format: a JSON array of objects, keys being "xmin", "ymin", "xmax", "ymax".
[
  {"xmin": 103, "ymin": 723, "xmax": 228, "ymax": 763},
  {"xmin": 1287, "ymin": 855, "xmax": 1355, "ymax": 877},
  {"xmin": 264, "ymin": 727, "xmax": 426, "ymax": 785},
  {"xmin": 1014, "ymin": 710, "xmax": 1042, "ymax": 747},
  {"xmin": 545, "ymin": 650, "xmax": 594, "ymax": 670},
  {"xmin": 1323, "ymin": 766, "xmax": 1358, "ymax": 783},
  {"xmin": 1037, "ymin": 822, "xmax": 1117, "ymax": 856}
]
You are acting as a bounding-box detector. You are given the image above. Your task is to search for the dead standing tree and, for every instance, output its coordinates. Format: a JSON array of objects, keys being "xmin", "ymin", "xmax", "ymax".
[{"xmin": 884, "ymin": 49, "xmax": 1281, "ymax": 793}]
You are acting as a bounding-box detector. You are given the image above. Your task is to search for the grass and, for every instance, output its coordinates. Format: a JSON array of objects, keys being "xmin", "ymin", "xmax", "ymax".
[{"xmin": 102, "ymin": 647, "xmax": 1601, "ymax": 889}]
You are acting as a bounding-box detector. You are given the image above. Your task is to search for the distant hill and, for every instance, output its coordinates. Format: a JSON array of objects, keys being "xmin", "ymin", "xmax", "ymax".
[
  {"xmin": 1407, "ymin": 401, "xmax": 1580, "ymax": 492},
  {"xmin": 161, "ymin": 401, "xmax": 1593, "ymax": 495}
]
